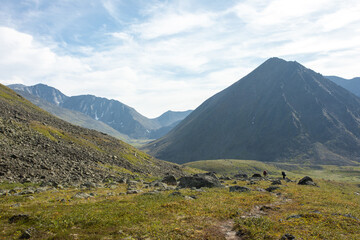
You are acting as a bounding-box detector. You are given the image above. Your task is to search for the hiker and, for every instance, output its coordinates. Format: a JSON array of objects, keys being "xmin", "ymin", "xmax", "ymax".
[
  {"xmin": 263, "ymin": 170, "xmax": 267, "ymax": 177},
  {"xmin": 281, "ymin": 171, "xmax": 286, "ymax": 180}
]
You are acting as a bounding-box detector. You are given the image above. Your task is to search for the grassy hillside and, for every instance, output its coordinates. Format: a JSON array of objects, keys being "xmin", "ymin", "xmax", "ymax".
[
  {"xmin": 184, "ymin": 159, "xmax": 360, "ymax": 182},
  {"xmin": 0, "ymin": 83, "xmax": 183, "ymax": 184}
]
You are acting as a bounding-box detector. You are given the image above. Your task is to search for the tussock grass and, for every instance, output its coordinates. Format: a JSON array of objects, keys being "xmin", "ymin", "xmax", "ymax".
[{"xmin": 1, "ymin": 178, "xmax": 359, "ymax": 239}]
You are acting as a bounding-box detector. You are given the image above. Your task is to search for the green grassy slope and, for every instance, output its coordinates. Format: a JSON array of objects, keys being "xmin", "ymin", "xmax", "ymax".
[{"xmin": 184, "ymin": 159, "xmax": 360, "ymax": 182}]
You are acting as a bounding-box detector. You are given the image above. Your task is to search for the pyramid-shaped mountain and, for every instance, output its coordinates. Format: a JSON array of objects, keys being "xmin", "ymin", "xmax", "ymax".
[{"xmin": 146, "ymin": 58, "xmax": 360, "ymax": 165}]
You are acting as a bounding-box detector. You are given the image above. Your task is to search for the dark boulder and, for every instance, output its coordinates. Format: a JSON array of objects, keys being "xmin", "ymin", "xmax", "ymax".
[
  {"xmin": 161, "ymin": 175, "xmax": 177, "ymax": 186},
  {"xmin": 298, "ymin": 176, "xmax": 317, "ymax": 186},
  {"xmin": 8, "ymin": 214, "xmax": 29, "ymax": 224},
  {"xmin": 252, "ymin": 173, "xmax": 262, "ymax": 178},
  {"xmin": 229, "ymin": 186, "xmax": 251, "ymax": 192},
  {"xmin": 271, "ymin": 180, "xmax": 282, "ymax": 185},
  {"xmin": 280, "ymin": 233, "xmax": 296, "ymax": 240},
  {"xmin": 266, "ymin": 186, "xmax": 280, "ymax": 192},
  {"xmin": 178, "ymin": 172, "xmax": 222, "ymax": 189},
  {"xmin": 234, "ymin": 173, "xmax": 248, "ymax": 178}
]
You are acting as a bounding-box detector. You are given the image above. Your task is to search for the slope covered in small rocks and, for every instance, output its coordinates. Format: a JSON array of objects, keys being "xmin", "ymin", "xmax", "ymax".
[{"xmin": 0, "ymin": 84, "xmax": 183, "ymax": 184}]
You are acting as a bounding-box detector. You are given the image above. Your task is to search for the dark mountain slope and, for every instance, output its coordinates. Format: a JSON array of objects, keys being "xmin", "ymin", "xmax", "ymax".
[
  {"xmin": 9, "ymin": 83, "xmax": 68, "ymax": 106},
  {"xmin": 326, "ymin": 76, "xmax": 360, "ymax": 97},
  {"xmin": 155, "ymin": 110, "xmax": 193, "ymax": 127},
  {"xmin": 146, "ymin": 58, "xmax": 360, "ymax": 165},
  {"xmin": 61, "ymin": 95, "xmax": 158, "ymax": 139},
  {"xmin": 0, "ymin": 84, "xmax": 183, "ymax": 184}
]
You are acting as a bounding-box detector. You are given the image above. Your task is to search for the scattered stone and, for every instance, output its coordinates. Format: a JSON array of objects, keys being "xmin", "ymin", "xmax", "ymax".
[
  {"xmin": 229, "ymin": 186, "xmax": 251, "ymax": 192},
  {"xmin": 127, "ymin": 189, "xmax": 141, "ymax": 194},
  {"xmin": 9, "ymin": 189, "xmax": 18, "ymax": 194},
  {"xmin": 271, "ymin": 180, "xmax": 282, "ymax": 185},
  {"xmin": 11, "ymin": 203, "xmax": 21, "ymax": 208},
  {"xmin": 178, "ymin": 172, "xmax": 222, "ymax": 189},
  {"xmin": 260, "ymin": 205, "xmax": 274, "ymax": 211},
  {"xmin": 0, "ymin": 189, "xmax": 8, "ymax": 196},
  {"xmin": 19, "ymin": 229, "xmax": 32, "ymax": 239},
  {"xmin": 219, "ymin": 176, "xmax": 232, "ymax": 180},
  {"xmin": 169, "ymin": 191, "xmax": 182, "ymax": 197},
  {"xmin": 298, "ymin": 176, "xmax": 317, "ymax": 186},
  {"xmin": 252, "ymin": 173, "xmax": 262, "ymax": 178},
  {"xmin": 332, "ymin": 213, "xmax": 360, "ymax": 221},
  {"xmin": 35, "ymin": 187, "xmax": 48, "ymax": 193},
  {"xmin": 71, "ymin": 192, "xmax": 92, "ymax": 199},
  {"xmin": 234, "ymin": 173, "xmax": 248, "ymax": 179},
  {"xmin": 265, "ymin": 186, "xmax": 280, "ymax": 192},
  {"xmin": 247, "ymin": 180, "xmax": 256, "ymax": 185},
  {"xmin": 161, "ymin": 175, "xmax": 177, "ymax": 185},
  {"xmin": 255, "ymin": 187, "xmax": 266, "ymax": 192},
  {"xmin": 142, "ymin": 191, "xmax": 159, "ymax": 195},
  {"xmin": 284, "ymin": 177, "xmax": 294, "ymax": 182},
  {"xmin": 184, "ymin": 195, "xmax": 197, "ymax": 200},
  {"xmin": 81, "ymin": 182, "xmax": 96, "ymax": 189},
  {"xmin": 280, "ymin": 233, "xmax": 296, "ymax": 240},
  {"xmin": 19, "ymin": 189, "xmax": 34, "ymax": 195},
  {"xmin": 9, "ymin": 214, "xmax": 29, "ymax": 224},
  {"xmin": 286, "ymin": 214, "xmax": 303, "ymax": 220}
]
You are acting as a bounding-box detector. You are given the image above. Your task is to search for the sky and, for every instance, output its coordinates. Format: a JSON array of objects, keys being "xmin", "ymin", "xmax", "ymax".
[{"xmin": 1, "ymin": 0, "xmax": 360, "ymax": 118}]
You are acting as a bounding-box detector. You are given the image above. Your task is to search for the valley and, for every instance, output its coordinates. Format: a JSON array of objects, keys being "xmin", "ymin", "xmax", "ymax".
[{"xmin": 1, "ymin": 58, "xmax": 360, "ymax": 239}]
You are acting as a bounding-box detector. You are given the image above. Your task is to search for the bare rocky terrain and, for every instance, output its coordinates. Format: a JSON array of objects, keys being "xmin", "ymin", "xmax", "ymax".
[{"xmin": 0, "ymin": 84, "xmax": 183, "ymax": 185}]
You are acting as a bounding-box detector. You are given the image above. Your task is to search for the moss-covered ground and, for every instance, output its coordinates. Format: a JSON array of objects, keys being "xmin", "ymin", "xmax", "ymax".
[{"xmin": 1, "ymin": 175, "xmax": 359, "ymax": 239}]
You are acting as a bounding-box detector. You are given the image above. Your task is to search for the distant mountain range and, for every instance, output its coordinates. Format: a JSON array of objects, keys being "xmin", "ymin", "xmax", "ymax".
[
  {"xmin": 0, "ymin": 83, "xmax": 183, "ymax": 184},
  {"xmin": 326, "ymin": 76, "xmax": 360, "ymax": 97},
  {"xmin": 145, "ymin": 58, "xmax": 360, "ymax": 165},
  {"xmin": 8, "ymin": 84, "xmax": 192, "ymax": 140}
]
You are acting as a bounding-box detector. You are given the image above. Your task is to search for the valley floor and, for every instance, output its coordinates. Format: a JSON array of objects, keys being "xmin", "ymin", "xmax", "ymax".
[{"xmin": 1, "ymin": 175, "xmax": 360, "ymax": 239}]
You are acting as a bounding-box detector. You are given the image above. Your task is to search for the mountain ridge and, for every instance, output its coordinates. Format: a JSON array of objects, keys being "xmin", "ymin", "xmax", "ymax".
[{"xmin": 8, "ymin": 84, "xmax": 192, "ymax": 139}]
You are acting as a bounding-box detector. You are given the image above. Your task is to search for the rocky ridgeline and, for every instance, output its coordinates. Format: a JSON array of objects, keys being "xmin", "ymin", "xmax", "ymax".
[{"xmin": 0, "ymin": 84, "xmax": 183, "ymax": 185}]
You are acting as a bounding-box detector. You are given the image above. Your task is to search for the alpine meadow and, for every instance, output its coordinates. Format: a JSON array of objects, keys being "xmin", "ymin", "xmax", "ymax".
[{"xmin": 1, "ymin": 1, "xmax": 360, "ymax": 239}]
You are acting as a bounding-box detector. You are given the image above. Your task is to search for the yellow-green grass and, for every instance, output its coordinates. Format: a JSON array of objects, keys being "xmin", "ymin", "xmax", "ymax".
[
  {"xmin": 1, "ymin": 178, "xmax": 359, "ymax": 239},
  {"xmin": 184, "ymin": 159, "xmax": 360, "ymax": 182}
]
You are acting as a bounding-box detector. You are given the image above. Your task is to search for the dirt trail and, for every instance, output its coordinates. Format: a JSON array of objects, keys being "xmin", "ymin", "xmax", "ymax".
[{"xmin": 219, "ymin": 192, "xmax": 292, "ymax": 239}]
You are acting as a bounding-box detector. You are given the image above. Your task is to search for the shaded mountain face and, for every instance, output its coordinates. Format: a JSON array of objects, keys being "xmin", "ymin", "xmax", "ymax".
[
  {"xmin": 326, "ymin": 76, "xmax": 360, "ymax": 97},
  {"xmin": 8, "ymin": 84, "xmax": 192, "ymax": 139},
  {"xmin": 0, "ymin": 84, "xmax": 183, "ymax": 184},
  {"xmin": 12, "ymin": 90, "xmax": 131, "ymax": 143},
  {"xmin": 146, "ymin": 58, "xmax": 360, "ymax": 165}
]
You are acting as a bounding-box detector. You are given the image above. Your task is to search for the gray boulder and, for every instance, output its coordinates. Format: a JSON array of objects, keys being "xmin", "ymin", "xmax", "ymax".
[
  {"xmin": 252, "ymin": 173, "xmax": 262, "ymax": 178},
  {"xmin": 161, "ymin": 175, "xmax": 177, "ymax": 185},
  {"xmin": 271, "ymin": 180, "xmax": 282, "ymax": 185},
  {"xmin": 178, "ymin": 172, "xmax": 222, "ymax": 189},
  {"xmin": 229, "ymin": 186, "xmax": 251, "ymax": 192},
  {"xmin": 298, "ymin": 176, "xmax": 317, "ymax": 186}
]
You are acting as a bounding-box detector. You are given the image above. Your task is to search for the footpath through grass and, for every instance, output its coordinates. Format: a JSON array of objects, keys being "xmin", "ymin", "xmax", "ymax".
[{"xmin": 1, "ymin": 177, "xmax": 359, "ymax": 239}]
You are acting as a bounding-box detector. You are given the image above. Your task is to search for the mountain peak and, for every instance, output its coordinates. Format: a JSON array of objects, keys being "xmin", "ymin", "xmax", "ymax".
[{"xmin": 147, "ymin": 58, "xmax": 360, "ymax": 165}]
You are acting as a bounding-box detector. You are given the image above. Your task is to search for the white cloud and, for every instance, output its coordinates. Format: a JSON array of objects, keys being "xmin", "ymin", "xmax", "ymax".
[
  {"xmin": 131, "ymin": 11, "xmax": 214, "ymax": 39},
  {"xmin": 0, "ymin": 26, "xmax": 89, "ymax": 85},
  {"xmin": 1, "ymin": 0, "xmax": 360, "ymax": 117}
]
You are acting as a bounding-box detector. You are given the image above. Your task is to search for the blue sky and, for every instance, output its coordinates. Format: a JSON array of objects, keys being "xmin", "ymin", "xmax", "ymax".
[{"xmin": 1, "ymin": 0, "xmax": 360, "ymax": 117}]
